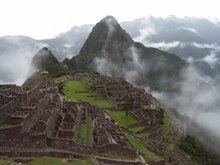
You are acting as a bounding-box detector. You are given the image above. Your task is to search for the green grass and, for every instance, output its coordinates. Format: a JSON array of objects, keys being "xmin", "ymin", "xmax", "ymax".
[
  {"xmin": 77, "ymin": 123, "xmax": 87, "ymax": 144},
  {"xmin": 54, "ymin": 75, "xmax": 72, "ymax": 84},
  {"xmin": 63, "ymin": 81, "xmax": 112, "ymax": 108},
  {"xmin": 24, "ymin": 72, "xmax": 56, "ymax": 87},
  {"xmin": 26, "ymin": 156, "xmax": 96, "ymax": 165},
  {"xmin": 167, "ymin": 143, "xmax": 176, "ymax": 151},
  {"xmin": 95, "ymin": 151, "xmax": 135, "ymax": 160},
  {"xmin": 63, "ymin": 80, "xmax": 145, "ymax": 132},
  {"xmin": 132, "ymin": 126, "xmax": 146, "ymax": 132},
  {"xmin": 135, "ymin": 131, "xmax": 151, "ymax": 138},
  {"xmin": 105, "ymin": 110, "xmax": 145, "ymax": 132},
  {"xmin": 86, "ymin": 113, "xmax": 94, "ymax": 145},
  {"xmin": 127, "ymin": 134, "xmax": 164, "ymax": 162},
  {"xmin": 0, "ymin": 158, "xmax": 17, "ymax": 165},
  {"xmin": 70, "ymin": 159, "xmax": 88, "ymax": 165},
  {"xmin": 162, "ymin": 111, "xmax": 173, "ymax": 136},
  {"xmin": 70, "ymin": 156, "xmax": 95, "ymax": 165},
  {"xmin": 77, "ymin": 113, "xmax": 93, "ymax": 145},
  {"xmin": 0, "ymin": 123, "xmax": 17, "ymax": 129},
  {"xmin": 26, "ymin": 156, "xmax": 73, "ymax": 165}
]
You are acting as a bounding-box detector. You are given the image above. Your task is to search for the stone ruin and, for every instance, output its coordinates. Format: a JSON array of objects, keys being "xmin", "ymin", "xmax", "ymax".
[
  {"xmin": 0, "ymin": 72, "xmax": 185, "ymax": 164},
  {"xmin": 89, "ymin": 73, "xmax": 165, "ymax": 142},
  {"xmin": 0, "ymin": 83, "xmax": 141, "ymax": 164},
  {"xmin": 85, "ymin": 73, "xmax": 181, "ymax": 164}
]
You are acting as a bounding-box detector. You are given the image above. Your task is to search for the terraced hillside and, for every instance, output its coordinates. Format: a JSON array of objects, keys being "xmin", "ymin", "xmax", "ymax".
[
  {"xmin": 0, "ymin": 71, "xmax": 198, "ymax": 165},
  {"xmin": 54, "ymin": 72, "xmax": 198, "ymax": 164}
]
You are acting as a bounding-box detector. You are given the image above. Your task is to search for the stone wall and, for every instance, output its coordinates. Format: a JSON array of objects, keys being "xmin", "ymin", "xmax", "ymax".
[
  {"xmin": 95, "ymin": 156, "xmax": 142, "ymax": 165},
  {"xmin": 0, "ymin": 149, "xmax": 84, "ymax": 160},
  {"xmin": 73, "ymin": 108, "xmax": 82, "ymax": 141},
  {"xmin": 95, "ymin": 143, "xmax": 137, "ymax": 158},
  {"xmin": 0, "ymin": 126, "xmax": 22, "ymax": 146},
  {"xmin": 46, "ymin": 96, "xmax": 62, "ymax": 137},
  {"xmin": 23, "ymin": 94, "xmax": 50, "ymax": 133},
  {"xmin": 5, "ymin": 115, "xmax": 25, "ymax": 125},
  {"xmin": 22, "ymin": 133, "xmax": 47, "ymax": 148},
  {"xmin": 47, "ymin": 137, "xmax": 92, "ymax": 154},
  {"xmin": 15, "ymin": 85, "xmax": 39, "ymax": 106},
  {"xmin": 17, "ymin": 106, "xmax": 34, "ymax": 112},
  {"xmin": 0, "ymin": 94, "xmax": 16, "ymax": 105},
  {"xmin": 0, "ymin": 125, "xmax": 47, "ymax": 147},
  {"xmin": 0, "ymin": 101, "xmax": 16, "ymax": 124},
  {"xmin": 46, "ymin": 109, "xmax": 59, "ymax": 137}
]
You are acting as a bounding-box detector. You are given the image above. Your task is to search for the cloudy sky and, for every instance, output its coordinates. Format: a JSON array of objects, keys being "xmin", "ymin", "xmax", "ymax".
[{"xmin": 0, "ymin": 0, "xmax": 219, "ymax": 39}]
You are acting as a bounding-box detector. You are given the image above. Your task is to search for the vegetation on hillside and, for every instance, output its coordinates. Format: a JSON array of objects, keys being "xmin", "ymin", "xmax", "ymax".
[
  {"xmin": 179, "ymin": 136, "xmax": 218, "ymax": 165},
  {"xmin": 31, "ymin": 47, "xmax": 68, "ymax": 77}
]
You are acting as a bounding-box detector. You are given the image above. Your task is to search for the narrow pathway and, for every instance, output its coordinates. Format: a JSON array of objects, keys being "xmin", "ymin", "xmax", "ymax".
[{"xmin": 138, "ymin": 154, "xmax": 148, "ymax": 165}]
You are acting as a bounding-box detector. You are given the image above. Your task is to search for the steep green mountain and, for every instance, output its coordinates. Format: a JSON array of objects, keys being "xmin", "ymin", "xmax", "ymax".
[
  {"xmin": 64, "ymin": 16, "xmax": 186, "ymax": 92},
  {"xmin": 31, "ymin": 47, "xmax": 68, "ymax": 77}
]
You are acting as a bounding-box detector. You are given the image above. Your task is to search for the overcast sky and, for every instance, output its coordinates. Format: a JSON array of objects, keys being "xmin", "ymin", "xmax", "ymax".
[{"xmin": 0, "ymin": 0, "xmax": 220, "ymax": 39}]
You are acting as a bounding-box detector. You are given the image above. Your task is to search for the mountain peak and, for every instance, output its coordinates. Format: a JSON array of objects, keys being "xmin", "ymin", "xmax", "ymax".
[
  {"xmin": 37, "ymin": 47, "xmax": 51, "ymax": 55},
  {"xmin": 93, "ymin": 15, "xmax": 123, "ymax": 37},
  {"xmin": 71, "ymin": 16, "xmax": 134, "ymax": 69},
  {"xmin": 101, "ymin": 15, "xmax": 118, "ymax": 25},
  {"xmin": 31, "ymin": 47, "xmax": 67, "ymax": 77},
  {"xmin": 66, "ymin": 16, "xmax": 186, "ymax": 92}
]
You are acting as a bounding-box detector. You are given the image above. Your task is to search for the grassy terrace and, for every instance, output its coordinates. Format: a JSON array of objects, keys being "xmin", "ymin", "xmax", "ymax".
[
  {"xmin": 86, "ymin": 113, "xmax": 94, "ymax": 145},
  {"xmin": 105, "ymin": 110, "xmax": 145, "ymax": 132},
  {"xmin": 135, "ymin": 131, "xmax": 150, "ymax": 138},
  {"xmin": 63, "ymin": 80, "xmax": 146, "ymax": 133},
  {"xmin": 77, "ymin": 123, "xmax": 87, "ymax": 144},
  {"xmin": 95, "ymin": 151, "xmax": 135, "ymax": 160},
  {"xmin": 26, "ymin": 156, "xmax": 72, "ymax": 165},
  {"xmin": 127, "ymin": 134, "xmax": 164, "ymax": 162},
  {"xmin": 55, "ymin": 76, "xmax": 165, "ymax": 162},
  {"xmin": 77, "ymin": 114, "xmax": 93, "ymax": 146},
  {"xmin": 25, "ymin": 156, "xmax": 95, "ymax": 165},
  {"xmin": 54, "ymin": 75, "xmax": 73, "ymax": 84},
  {"xmin": 63, "ymin": 81, "xmax": 112, "ymax": 108},
  {"xmin": 162, "ymin": 111, "xmax": 173, "ymax": 136},
  {"xmin": 0, "ymin": 156, "xmax": 96, "ymax": 165},
  {"xmin": 0, "ymin": 123, "xmax": 17, "ymax": 129},
  {"xmin": 0, "ymin": 158, "xmax": 17, "ymax": 165}
]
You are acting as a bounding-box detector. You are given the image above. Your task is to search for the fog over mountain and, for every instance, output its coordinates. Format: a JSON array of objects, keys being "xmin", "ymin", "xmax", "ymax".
[
  {"xmin": 1, "ymin": 15, "xmax": 220, "ymax": 156},
  {"xmin": 64, "ymin": 16, "xmax": 186, "ymax": 92},
  {"xmin": 0, "ymin": 25, "xmax": 92, "ymax": 84},
  {"xmin": 0, "ymin": 36, "xmax": 45, "ymax": 85},
  {"xmin": 1, "ymin": 16, "xmax": 220, "ymax": 85}
]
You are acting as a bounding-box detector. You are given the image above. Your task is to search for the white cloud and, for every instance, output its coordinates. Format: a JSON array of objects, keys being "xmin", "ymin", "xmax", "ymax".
[
  {"xmin": 203, "ymin": 53, "xmax": 219, "ymax": 66},
  {"xmin": 0, "ymin": 40, "xmax": 46, "ymax": 85},
  {"xmin": 63, "ymin": 44, "xmax": 72, "ymax": 48},
  {"xmin": 154, "ymin": 65, "xmax": 220, "ymax": 149},
  {"xmin": 0, "ymin": 0, "xmax": 220, "ymax": 39},
  {"xmin": 134, "ymin": 18, "xmax": 157, "ymax": 42},
  {"xmin": 178, "ymin": 26, "xmax": 198, "ymax": 34},
  {"xmin": 192, "ymin": 42, "xmax": 220, "ymax": 50},
  {"xmin": 144, "ymin": 41, "xmax": 181, "ymax": 50}
]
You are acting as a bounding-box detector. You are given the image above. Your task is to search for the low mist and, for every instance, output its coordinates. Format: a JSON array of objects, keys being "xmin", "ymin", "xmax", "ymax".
[
  {"xmin": 0, "ymin": 37, "xmax": 46, "ymax": 85},
  {"xmin": 93, "ymin": 18, "xmax": 220, "ymax": 154},
  {"xmin": 153, "ymin": 65, "xmax": 220, "ymax": 152}
]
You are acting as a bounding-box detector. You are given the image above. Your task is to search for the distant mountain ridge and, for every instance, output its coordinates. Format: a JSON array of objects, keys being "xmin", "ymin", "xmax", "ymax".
[
  {"xmin": 2, "ymin": 16, "xmax": 220, "ymax": 61},
  {"xmin": 1, "ymin": 15, "xmax": 220, "ymax": 84}
]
